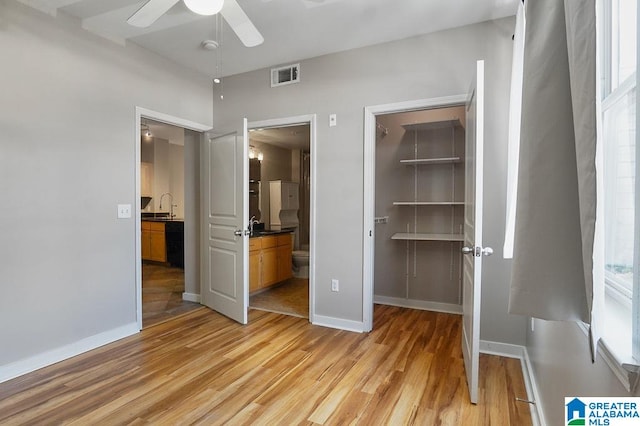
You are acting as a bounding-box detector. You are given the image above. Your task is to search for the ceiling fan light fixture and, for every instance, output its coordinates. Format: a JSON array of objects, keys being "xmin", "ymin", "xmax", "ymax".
[{"xmin": 184, "ymin": 0, "xmax": 224, "ymax": 16}]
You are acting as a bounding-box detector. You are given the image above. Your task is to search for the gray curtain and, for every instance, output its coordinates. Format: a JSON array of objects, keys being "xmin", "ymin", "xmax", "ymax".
[{"xmin": 508, "ymin": 0, "xmax": 600, "ymax": 358}]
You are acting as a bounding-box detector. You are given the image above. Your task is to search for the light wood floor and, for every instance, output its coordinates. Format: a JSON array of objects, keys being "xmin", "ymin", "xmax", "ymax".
[{"xmin": 0, "ymin": 305, "xmax": 532, "ymax": 425}]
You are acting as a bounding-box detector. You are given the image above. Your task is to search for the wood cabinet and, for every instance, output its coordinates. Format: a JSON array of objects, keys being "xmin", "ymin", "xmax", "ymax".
[
  {"xmin": 141, "ymin": 221, "xmax": 166, "ymax": 262},
  {"xmin": 249, "ymin": 233, "xmax": 293, "ymax": 294},
  {"xmin": 261, "ymin": 246, "xmax": 279, "ymax": 287},
  {"xmin": 141, "ymin": 224, "xmax": 151, "ymax": 260},
  {"xmin": 276, "ymin": 234, "xmax": 293, "ymax": 282},
  {"xmin": 249, "ymin": 241, "xmax": 261, "ymax": 293}
]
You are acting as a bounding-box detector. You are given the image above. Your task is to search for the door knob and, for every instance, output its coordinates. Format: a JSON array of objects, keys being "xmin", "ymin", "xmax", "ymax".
[
  {"xmin": 462, "ymin": 246, "xmax": 493, "ymax": 257},
  {"xmin": 234, "ymin": 229, "xmax": 243, "ymax": 236},
  {"xmin": 482, "ymin": 247, "xmax": 494, "ymax": 256}
]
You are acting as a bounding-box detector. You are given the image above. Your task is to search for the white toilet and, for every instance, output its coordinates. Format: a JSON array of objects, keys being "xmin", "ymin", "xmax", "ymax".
[{"xmin": 292, "ymin": 249, "xmax": 309, "ymax": 278}]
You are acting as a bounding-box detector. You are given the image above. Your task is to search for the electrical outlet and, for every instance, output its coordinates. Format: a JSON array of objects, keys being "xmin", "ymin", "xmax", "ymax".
[
  {"xmin": 331, "ymin": 279, "xmax": 339, "ymax": 292},
  {"xmin": 329, "ymin": 113, "xmax": 337, "ymax": 127},
  {"xmin": 117, "ymin": 204, "xmax": 132, "ymax": 219}
]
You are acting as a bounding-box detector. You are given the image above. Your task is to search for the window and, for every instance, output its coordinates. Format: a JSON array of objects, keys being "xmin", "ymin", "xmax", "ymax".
[{"xmin": 600, "ymin": 0, "xmax": 637, "ymax": 360}]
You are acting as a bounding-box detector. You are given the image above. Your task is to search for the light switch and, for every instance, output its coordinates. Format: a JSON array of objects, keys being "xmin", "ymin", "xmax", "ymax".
[
  {"xmin": 117, "ymin": 204, "xmax": 132, "ymax": 219},
  {"xmin": 329, "ymin": 113, "xmax": 337, "ymax": 127}
]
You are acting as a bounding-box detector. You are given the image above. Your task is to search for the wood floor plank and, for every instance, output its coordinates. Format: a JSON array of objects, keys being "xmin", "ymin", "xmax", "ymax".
[
  {"xmin": 386, "ymin": 351, "xmax": 434, "ymax": 425},
  {"xmin": 307, "ymin": 342, "xmax": 389, "ymax": 424},
  {"xmin": 0, "ymin": 305, "xmax": 532, "ymax": 425}
]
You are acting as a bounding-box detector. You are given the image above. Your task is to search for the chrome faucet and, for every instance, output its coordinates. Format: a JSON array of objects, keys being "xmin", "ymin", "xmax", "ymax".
[
  {"xmin": 249, "ymin": 215, "xmax": 259, "ymax": 234},
  {"xmin": 159, "ymin": 192, "xmax": 177, "ymax": 219}
]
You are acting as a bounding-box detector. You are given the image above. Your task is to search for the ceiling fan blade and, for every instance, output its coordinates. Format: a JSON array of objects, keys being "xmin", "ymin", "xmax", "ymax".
[
  {"xmin": 127, "ymin": 0, "xmax": 180, "ymax": 28},
  {"xmin": 221, "ymin": 0, "xmax": 264, "ymax": 47}
]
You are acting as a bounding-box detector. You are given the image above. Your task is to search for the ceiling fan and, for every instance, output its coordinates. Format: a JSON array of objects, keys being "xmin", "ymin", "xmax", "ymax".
[{"xmin": 127, "ymin": 0, "xmax": 264, "ymax": 47}]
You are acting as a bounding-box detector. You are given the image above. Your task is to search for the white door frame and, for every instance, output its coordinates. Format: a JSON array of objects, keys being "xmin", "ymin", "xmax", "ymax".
[
  {"xmin": 135, "ymin": 107, "xmax": 211, "ymax": 330},
  {"xmin": 362, "ymin": 95, "xmax": 467, "ymax": 331},
  {"xmin": 248, "ymin": 114, "xmax": 317, "ymax": 323}
]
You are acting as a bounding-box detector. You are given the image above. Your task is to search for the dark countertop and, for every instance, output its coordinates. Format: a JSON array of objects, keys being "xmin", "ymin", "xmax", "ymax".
[
  {"xmin": 142, "ymin": 218, "xmax": 184, "ymax": 223},
  {"xmin": 249, "ymin": 229, "xmax": 293, "ymax": 238}
]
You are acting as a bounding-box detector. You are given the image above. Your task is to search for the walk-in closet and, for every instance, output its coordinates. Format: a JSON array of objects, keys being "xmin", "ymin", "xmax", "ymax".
[{"xmin": 374, "ymin": 105, "xmax": 466, "ymax": 312}]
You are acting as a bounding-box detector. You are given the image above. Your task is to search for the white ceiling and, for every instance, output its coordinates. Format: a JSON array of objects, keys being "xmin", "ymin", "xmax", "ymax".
[{"xmin": 17, "ymin": 0, "xmax": 518, "ymax": 78}]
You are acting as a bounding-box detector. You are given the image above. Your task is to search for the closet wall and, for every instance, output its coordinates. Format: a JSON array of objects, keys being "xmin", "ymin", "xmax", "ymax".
[{"xmin": 375, "ymin": 106, "xmax": 466, "ymax": 310}]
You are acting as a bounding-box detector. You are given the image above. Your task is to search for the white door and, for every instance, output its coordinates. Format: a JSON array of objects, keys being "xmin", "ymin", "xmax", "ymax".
[
  {"xmin": 462, "ymin": 60, "xmax": 492, "ymax": 404},
  {"xmin": 201, "ymin": 120, "xmax": 249, "ymax": 324}
]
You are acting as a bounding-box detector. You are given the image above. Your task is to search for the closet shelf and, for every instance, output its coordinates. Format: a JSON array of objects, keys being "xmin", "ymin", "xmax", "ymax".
[
  {"xmin": 391, "ymin": 233, "xmax": 464, "ymax": 242},
  {"xmin": 400, "ymin": 157, "xmax": 462, "ymax": 165},
  {"xmin": 401, "ymin": 118, "xmax": 462, "ymax": 131},
  {"xmin": 393, "ymin": 201, "xmax": 464, "ymax": 206}
]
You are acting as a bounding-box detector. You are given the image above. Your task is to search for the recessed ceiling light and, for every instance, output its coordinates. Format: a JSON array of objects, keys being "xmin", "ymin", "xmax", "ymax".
[{"xmin": 213, "ymin": 78, "xmax": 221, "ymax": 84}]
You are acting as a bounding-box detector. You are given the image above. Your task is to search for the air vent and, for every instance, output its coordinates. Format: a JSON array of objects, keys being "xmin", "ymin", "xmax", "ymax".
[{"xmin": 271, "ymin": 63, "xmax": 300, "ymax": 87}]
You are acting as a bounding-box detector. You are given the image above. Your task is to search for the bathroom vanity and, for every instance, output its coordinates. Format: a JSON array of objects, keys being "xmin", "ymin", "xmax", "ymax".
[{"xmin": 249, "ymin": 231, "xmax": 293, "ymax": 293}]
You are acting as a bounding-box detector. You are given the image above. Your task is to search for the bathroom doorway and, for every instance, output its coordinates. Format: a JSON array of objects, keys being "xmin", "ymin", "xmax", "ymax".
[{"xmin": 246, "ymin": 115, "xmax": 316, "ymax": 320}]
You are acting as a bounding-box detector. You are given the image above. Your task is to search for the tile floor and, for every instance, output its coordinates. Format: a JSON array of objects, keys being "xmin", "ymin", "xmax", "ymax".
[
  {"xmin": 143, "ymin": 263, "xmax": 309, "ymax": 325},
  {"xmin": 142, "ymin": 262, "xmax": 200, "ymax": 328},
  {"xmin": 249, "ymin": 278, "xmax": 309, "ymax": 318}
]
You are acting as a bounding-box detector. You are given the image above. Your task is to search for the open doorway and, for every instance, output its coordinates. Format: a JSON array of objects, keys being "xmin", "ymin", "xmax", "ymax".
[
  {"xmin": 138, "ymin": 117, "xmax": 202, "ymax": 328},
  {"xmin": 246, "ymin": 120, "xmax": 314, "ymax": 319},
  {"xmin": 363, "ymin": 96, "xmax": 468, "ymax": 330},
  {"xmin": 373, "ymin": 106, "xmax": 466, "ymax": 313}
]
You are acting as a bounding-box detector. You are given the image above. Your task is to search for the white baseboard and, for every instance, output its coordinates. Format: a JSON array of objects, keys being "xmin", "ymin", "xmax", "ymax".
[
  {"xmin": 0, "ymin": 323, "xmax": 139, "ymax": 384},
  {"xmin": 374, "ymin": 295, "xmax": 463, "ymax": 315},
  {"xmin": 182, "ymin": 292, "xmax": 201, "ymax": 303},
  {"xmin": 479, "ymin": 340, "xmax": 525, "ymax": 359},
  {"xmin": 479, "ymin": 340, "xmax": 545, "ymax": 426},
  {"xmin": 521, "ymin": 346, "xmax": 546, "ymax": 426},
  {"xmin": 312, "ymin": 315, "xmax": 365, "ymax": 333}
]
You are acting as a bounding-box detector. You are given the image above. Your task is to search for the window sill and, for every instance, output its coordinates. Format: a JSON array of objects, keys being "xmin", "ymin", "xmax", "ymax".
[{"xmin": 577, "ymin": 290, "xmax": 640, "ymax": 392}]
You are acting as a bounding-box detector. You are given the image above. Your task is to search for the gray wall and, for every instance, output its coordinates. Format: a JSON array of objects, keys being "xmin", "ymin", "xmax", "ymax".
[
  {"xmin": 0, "ymin": 1, "xmax": 211, "ymax": 366},
  {"xmin": 212, "ymin": 17, "xmax": 526, "ymax": 344},
  {"xmin": 528, "ymin": 320, "xmax": 640, "ymax": 424},
  {"xmin": 148, "ymin": 138, "xmax": 185, "ymax": 218}
]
